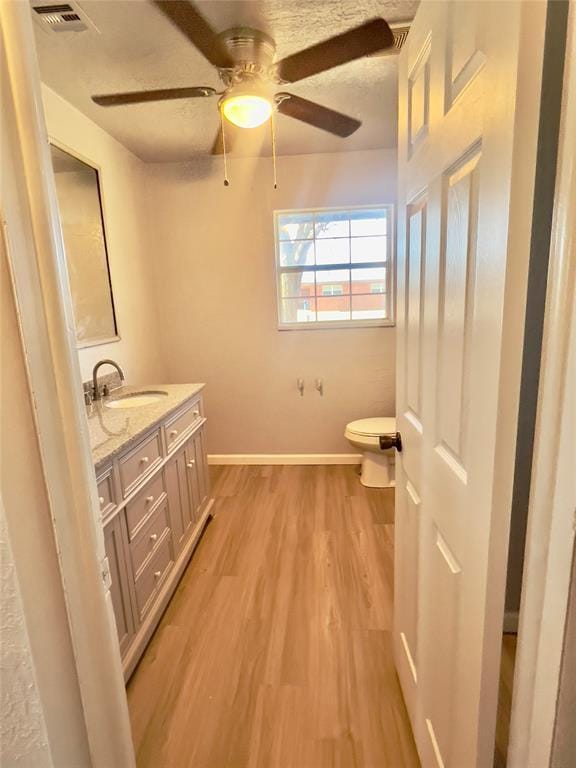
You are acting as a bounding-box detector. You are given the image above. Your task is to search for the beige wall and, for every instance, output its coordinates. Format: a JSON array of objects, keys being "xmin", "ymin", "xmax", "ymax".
[
  {"xmin": 144, "ymin": 149, "xmax": 396, "ymax": 454},
  {"xmin": 42, "ymin": 86, "xmax": 166, "ymax": 384}
]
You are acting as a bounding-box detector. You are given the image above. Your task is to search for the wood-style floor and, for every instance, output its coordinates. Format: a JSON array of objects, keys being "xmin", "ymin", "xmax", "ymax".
[
  {"xmin": 494, "ymin": 633, "xmax": 518, "ymax": 768},
  {"xmin": 127, "ymin": 465, "xmax": 420, "ymax": 768}
]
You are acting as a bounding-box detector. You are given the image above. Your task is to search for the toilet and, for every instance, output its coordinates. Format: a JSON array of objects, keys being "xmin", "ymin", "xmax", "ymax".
[{"xmin": 345, "ymin": 417, "xmax": 398, "ymax": 488}]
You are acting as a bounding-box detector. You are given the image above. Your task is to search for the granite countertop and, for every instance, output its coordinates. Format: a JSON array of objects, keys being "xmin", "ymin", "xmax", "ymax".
[{"xmin": 87, "ymin": 383, "xmax": 205, "ymax": 470}]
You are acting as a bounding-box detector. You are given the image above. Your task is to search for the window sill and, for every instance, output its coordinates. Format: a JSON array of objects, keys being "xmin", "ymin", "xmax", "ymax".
[{"xmin": 277, "ymin": 319, "xmax": 396, "ymax": 331}]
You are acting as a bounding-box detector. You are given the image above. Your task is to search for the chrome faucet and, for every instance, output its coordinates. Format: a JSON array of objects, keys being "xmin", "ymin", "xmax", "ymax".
[{"xmin": 92, "ymin": 359, "xmax": 125, "ymax": 400}]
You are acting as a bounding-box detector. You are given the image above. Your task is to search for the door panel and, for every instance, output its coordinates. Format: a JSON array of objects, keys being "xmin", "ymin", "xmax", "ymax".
[
  {"xmin": 406, "ymin": 199, "xmax": 426, "ymax": 422},
  {"xmin": 395, "ymin": 1, "xmax": 546, "ymax": 765},
  {"xmin": 445, "ymin": 1, "xmax": 485, "ymax": 110},
  {"xmin": 424, "ymin": 523, "xmax": 461, "ymax": 764},
  {"xmin": 395, "ymin": 477, "xmax": 421, "ymax": 722},
  {"xmin": 408, "ymin": 37, "xmax": 431, "ymax": 156},
  {"xmin": 436, "ymin": 149, "xmax": 480, "ymax": 473}
]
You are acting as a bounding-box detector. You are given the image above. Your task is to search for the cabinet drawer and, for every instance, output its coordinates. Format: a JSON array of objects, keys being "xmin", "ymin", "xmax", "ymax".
[
  {"xmin": 130, "ymin": 502, "xmax": 170, "ymax": 577},
  {"xmin": 165, "ymin": 400, "xmax": 202, "ymax": 452},
  {"xmin": 134, "ymin": 532, "xmax": 173, "ymax": 621},
  {"xmin": 96, "ymin": 468, "xmax": 116, "ymax": 521},
  {"xmin": 119, "ymin": 430, "xmax": 162, "ymax": 498},
  {"xmin": 125, "ymin": 472, "xmax": 166, "ymax": 541}
]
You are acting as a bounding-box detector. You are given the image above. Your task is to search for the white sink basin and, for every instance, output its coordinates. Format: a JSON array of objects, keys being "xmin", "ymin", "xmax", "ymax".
[{"xmin": 105, "ymin": 391, "xmax": 168, "ymax": 409}]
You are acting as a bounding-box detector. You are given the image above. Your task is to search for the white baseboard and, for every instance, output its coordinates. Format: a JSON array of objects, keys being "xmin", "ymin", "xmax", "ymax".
[
  {"xmin": 208, "ymin": 453, "xmax": 363, "ymax": 466},
  {"xmin": 503, "ymin": 610, "xmax": 519, "ymax": 633}
]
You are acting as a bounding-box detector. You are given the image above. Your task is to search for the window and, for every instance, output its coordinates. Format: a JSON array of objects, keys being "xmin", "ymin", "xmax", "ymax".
[{"xmin": 274, "ymin": 206, "xmax": 394, "ymax": 329}]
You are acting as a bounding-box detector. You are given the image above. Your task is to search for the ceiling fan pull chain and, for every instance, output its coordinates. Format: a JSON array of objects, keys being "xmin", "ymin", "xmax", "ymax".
[
  {"xmin": 220, "ymin": 109, "xmax": 230, "ymax": 187},
  {"xmin": 271, "ymin": 110, "xmax": 278, "ymax": 190}
]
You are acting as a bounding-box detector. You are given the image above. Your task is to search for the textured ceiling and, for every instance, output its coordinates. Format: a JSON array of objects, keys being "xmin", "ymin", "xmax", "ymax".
[{"xmin": 33, "ymin": 0, "xmax": 418, "ymax": 162}]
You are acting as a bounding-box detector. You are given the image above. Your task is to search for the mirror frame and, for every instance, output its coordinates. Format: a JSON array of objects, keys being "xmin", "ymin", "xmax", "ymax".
[{"xmin": 50, "ymin": 138, "xmax": 120, "ymax": 349}]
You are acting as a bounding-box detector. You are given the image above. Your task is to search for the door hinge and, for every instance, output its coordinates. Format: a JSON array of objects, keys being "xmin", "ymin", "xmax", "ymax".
[{"xmin": 100, "ymin": 556, "xmax": 112, "ymax": 590}]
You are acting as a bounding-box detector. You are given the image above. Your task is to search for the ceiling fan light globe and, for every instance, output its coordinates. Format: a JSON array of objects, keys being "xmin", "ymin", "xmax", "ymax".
[{"xmin": 222, "ymin": 94, "xmax": 272, "ymax": 129}]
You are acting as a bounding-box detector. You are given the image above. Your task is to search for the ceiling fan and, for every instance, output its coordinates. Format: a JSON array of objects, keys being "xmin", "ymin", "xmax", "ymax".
[{"xmin": 91, "ymin": 0, "xmax": 395, "ymax": 154}]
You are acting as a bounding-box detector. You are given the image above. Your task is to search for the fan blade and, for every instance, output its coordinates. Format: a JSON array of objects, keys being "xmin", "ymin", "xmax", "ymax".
[
  {"xmin": 276, "ymin": 18, "xmax": 394, "ymax": 83},
  {"xmin": 153, "ymin": 0, "xmax": 234, "ymax": 69},
  {"xmin": 276, "ymin": 93, "xmax": 361, "ymax": 137},
  {"xmin": 92, "ymin": 87, "xmax": 216, "ymax": 107}
]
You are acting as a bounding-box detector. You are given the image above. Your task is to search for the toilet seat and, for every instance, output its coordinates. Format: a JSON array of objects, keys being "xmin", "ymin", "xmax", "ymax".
[{"xmin": 346, "ymin": 417, "xmax": 396, "ymax": 437}]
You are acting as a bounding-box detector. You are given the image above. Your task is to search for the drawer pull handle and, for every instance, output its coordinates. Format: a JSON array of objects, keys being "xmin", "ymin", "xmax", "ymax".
[
  {"xmin": 146, "ymin": 495, "xmax": 154, "ymax": 504},
  {"xmin": 99, "ymin": 496, "xmax": 105, "ymax": 505},
  {"xmin": 186, "ymin": 460, "xmax": 195, "ymax": 469},
  {"xmin": 193, "ymin": 411, "xmax": 200, "ymax": 418},
  {"xmin": 170, "ymin": 429, "xmax": 178, "ymax": 438},
  {"xmin": 149, "ymin": 533, "xmax": 158, "ymax": 543},
  {"xmin": 154, "ymin": 570, "xmax": 161, "ymax": 579},
  {"xmin": 140, "ymin": 456, "xmax": 149, "ymax": 465}
]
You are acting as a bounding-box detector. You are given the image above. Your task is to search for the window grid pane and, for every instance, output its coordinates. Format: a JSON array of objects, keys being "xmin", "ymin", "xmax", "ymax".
[
  {"xmin": 279, "ymin": 240, "xmax": 315, "ymax": 268},
  {"xmin": 277, "ymin": 212, "xmax": 314, "ymax": 240},
  {"xmin": 280, "ymin": 271, "xmax": 315, "ymax": 298},
  {"xmin": 280, "ymin": 296, "xmax": 317, "ymax": 324},
  {"xmin": 314, "ymin": 211, "xmax": 350, "ymax": 239},
  {"xmin": 317, "ymin": 294, "xmax": 351, "ymax": 322},
  {"xmin": 315, "ymin": 238, "xmax": 350, "ymax": 265},
  {"xmin": 352, "ymin": 292, "xmax": 387, "ymax": 320},
  {"xmin": 276, "ymin": 207, "xmax": 393, "ymax": 325}
]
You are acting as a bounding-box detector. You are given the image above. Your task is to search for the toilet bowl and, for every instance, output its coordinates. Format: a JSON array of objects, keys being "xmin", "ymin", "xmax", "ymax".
[{"xmin": 345, "ymin": 417, "xmax": 397, "ymax": 488}]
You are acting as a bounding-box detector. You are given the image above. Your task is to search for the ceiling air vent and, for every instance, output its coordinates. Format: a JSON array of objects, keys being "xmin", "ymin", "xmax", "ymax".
[
  {"xmin": 369, "ymin": 23, "xmax": 411, "ymax": 57},
  {"xmin": 391, "ymin": 25, "xmax": 410, "ymax": 51},
  {"xmin": 31, "ymin": 1, "xmax": 98, "ymax": 33}
]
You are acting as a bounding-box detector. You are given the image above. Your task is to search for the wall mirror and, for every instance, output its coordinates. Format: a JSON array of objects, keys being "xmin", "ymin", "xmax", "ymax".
[{"xmin": 50, "ymin": 143, "xmax": 118, "ymax": 347}]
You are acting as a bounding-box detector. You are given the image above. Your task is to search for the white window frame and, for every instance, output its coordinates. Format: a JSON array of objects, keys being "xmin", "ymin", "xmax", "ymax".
[{"xmin": 274, "ymin": 204, "xmax": 396, "ymax": 330}]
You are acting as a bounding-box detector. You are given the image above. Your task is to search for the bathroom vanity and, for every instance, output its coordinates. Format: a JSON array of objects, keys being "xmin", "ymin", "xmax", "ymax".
[{"xmin": 87, "ymin": 383, "xmax": 212, "ymax": 680}]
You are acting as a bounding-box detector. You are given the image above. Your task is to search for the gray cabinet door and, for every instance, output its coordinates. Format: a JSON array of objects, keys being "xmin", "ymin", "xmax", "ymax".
[
  {"xmin": 191, "ymin": 426, "xmax": 209, "ymax": 517},
  {"xmin": 103, "ymin": 515, "xmax": 135, "ymax": 656},
  {"xmin": 184, "ymin": 436, "xmax": 201, "ymax": 524},
  {"xmin": 166, "ymin": 425, "xmax": 210, "ymax": 551},
  {"xmin": 165, "ymin": 443, "xmax": 194, "ymax": 556}
]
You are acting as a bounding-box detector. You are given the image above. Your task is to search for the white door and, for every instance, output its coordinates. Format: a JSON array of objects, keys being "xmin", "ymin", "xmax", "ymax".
[{"xmin": 394, "ymin": 1, "xmax": 547, "ymax": 766}]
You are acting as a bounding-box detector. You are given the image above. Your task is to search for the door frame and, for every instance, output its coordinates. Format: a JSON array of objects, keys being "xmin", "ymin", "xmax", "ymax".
[
  {"xmin": 1, "ymin": 2, "xmax": 135, "ymax": 765},
  {"xmin": 508, "ymin": 3, "xmax": 576, "ymax": 765}
]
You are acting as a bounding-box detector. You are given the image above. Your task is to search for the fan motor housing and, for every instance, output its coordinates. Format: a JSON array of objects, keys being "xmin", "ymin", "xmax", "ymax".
[{"xmin": 218, "ymin": 27, "xmax": 276, "ymax": 70}]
